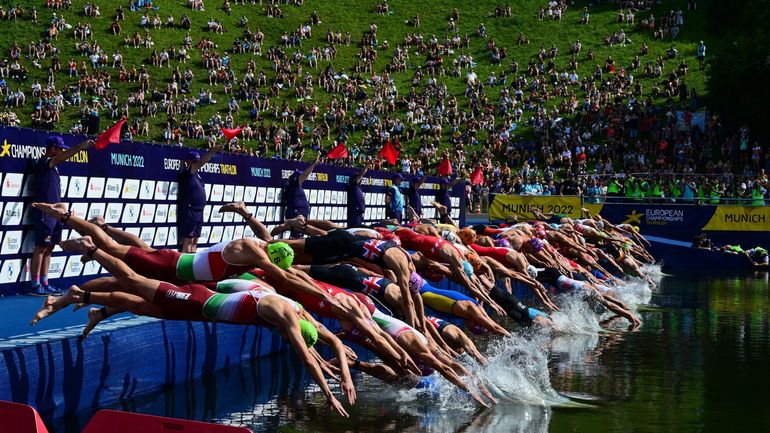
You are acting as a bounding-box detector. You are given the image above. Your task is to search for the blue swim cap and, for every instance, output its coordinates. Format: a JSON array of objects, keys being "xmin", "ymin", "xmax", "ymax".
[
  {"xmin": 528, "ymin": 308, "xmax": 550, "ymax": 320},
  {"xmin": 462, "ymin": 260, "xmax": 474, "ymax": 277}
]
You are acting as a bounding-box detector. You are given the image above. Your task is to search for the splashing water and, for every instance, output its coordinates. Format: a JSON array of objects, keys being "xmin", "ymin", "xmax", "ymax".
[
  {"xmin": 476, "ymin": 330, "xmax": 571, "ymax": 406},
  {"xmin": 550, "ymin": 291, "xmax": 603, "ymax": 335},
  {"xmin": 613, "ymin": 277, "xmax": 654, "ymax": 308},
  {"xmin": 640, "ymin": 263, "xmax": 666, "ymax": 284}
]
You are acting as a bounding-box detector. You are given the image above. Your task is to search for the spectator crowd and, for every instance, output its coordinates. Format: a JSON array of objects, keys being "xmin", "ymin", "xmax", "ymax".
[{"xmin": 0, "ymin": 0, "xmax": 766, "ymax": 209}]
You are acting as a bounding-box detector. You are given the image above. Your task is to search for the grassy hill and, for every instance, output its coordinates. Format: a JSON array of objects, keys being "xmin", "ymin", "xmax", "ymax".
[{"xmin": 0, "ymin": 0, "xmax": 710, "ymax": 160}]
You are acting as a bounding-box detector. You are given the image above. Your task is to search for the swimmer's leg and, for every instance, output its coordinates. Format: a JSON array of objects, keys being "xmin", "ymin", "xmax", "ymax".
[
  {"xmin": 60, "ymin": 237, "xmax": 163, "ymax": 302},
  {"xmin": 220, "ymin": 201, "xmax": 273, "ymax": 241},
  {"xmin": 305, "ymin": 219, "xmax": 343, "ymax": 231},
  {"xmin": 34, "ymin": 203, "xmax": 133, "ymax": 258}
]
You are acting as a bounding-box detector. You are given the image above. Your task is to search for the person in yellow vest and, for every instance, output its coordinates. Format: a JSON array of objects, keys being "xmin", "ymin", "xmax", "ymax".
[
  {"xmin": 640, "ymin": 179, "xmax": 651, "ymax": 202},
  {"xmin": 709, "ymin": 181, "xmax": 722, "ymax": 204},
  {"xmin": 751, "ymin": 183, "xmax": 767, "ymax": 206},
  {"xmin": 606, "ymin": 176, "xmax": 621, "ymax": 203},
  {"xmin": 624, "ymin": 177, "xmax": 635, "ymax": 202},
  {"xmin": 650, "ymin": 177, "xmax": 664, "ymax": 203},
  {"xmin": 696, "ymin": 180, "xmax": 707, "ymax": 205}
]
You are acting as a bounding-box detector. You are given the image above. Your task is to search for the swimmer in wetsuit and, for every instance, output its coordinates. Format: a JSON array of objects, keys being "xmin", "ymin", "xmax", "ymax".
[
  {"xmin": 31, "ymin": 203, "xmax": 342, "ymax": 309},
  {"xmin": 279, "ymin": 229, "xmax": 422, "ymax": 329},
  {"xmin": 299, "ymin": 264, "xmax": 426, "ymax": 328},
  {"xmin": 392, "ymin": 227, "xmax": 502, "ymax": 311},
  {"xmin": 31, "ymin": 237, "xmax": 352, "ymax": 417},
  {"xmin": 459, "ymin": 230, "xmax": 558, "ymax": 311}
]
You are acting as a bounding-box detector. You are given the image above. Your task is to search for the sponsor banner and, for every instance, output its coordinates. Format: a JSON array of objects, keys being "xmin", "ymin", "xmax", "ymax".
[
  {"xmin": 0, "ymin": 126, "xmax": 465, "ymax": 292},
  {"xmin": 596, "ymin": 204, "xmax": 716, "ymax": 235},
  {"xmin": 702, "ymin": 206, "xmax": 770, "ymax": 231},
  {"xmin": 2, "ymin": 173, "xmax": 24, "ymax": 197},
  {"xmin": 489, "ymin": 195, "xmax": 581, "ymax": 220},
  {"xmin": 67, "ymin": 176, "xmax": 88, "ymax": 198},
  {"xmin": 86, "ymin": 177, "xmax": 105, "ymax": 198},
  {"xmin": 595, "ymin": 204, "xmax": 770, "ymax": 248}
]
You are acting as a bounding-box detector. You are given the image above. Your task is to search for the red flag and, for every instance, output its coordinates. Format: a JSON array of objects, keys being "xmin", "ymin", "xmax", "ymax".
[
  {"xmin": 327, "ymin": 142, "xmax": 348, "ymax": 159},
  {"xmin": 470, "ymin": 167, "xmax": 484, "ymax": 185},
  {"xmin": 437, "ymin": 157, "xmax": 453, "ymax": 176},
  {"xmin": 94, "ymin": 119, "xmax": 126, "ymax": 150},
  {"xmin": 221, "ymin": 127, "xmax": 243, "ymax": 141},
  {"xmin": 379, "ymin": 140, "xmax": 400, "ymax": 165}
]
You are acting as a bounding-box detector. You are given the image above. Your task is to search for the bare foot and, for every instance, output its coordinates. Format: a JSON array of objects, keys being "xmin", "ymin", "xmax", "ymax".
[
  {"xmin": 81, "ymin": 308, "xmax": 107, "ymax": 339},
  {"xmin": 219, "ymin": 201, "xmax": 248, "ymax": 215},
  {"xmin": 32, "ymin": 202, "xmax": 69, "ymax": 220},
  {"xmin": 31, "ymin": 285, "xmax": 82, "ymax": 325},
  {"xmin": 59, "ymin": 236, "xmax": 96, "ymax": 255},
  {"xmin": 431, "ymin": 201, "xmax": 448, "ymax": 215}
]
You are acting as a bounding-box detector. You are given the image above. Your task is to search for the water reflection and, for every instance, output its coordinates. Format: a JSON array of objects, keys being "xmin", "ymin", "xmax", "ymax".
[{"xmin": 49, "ymin": 274, "xmax": 770, "ymax": 433}]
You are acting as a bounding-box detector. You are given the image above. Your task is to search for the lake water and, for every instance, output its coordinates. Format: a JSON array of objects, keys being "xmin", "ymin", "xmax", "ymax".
[{"xmin": 50, "ymin": 271, "xmax": 770, "ymax": 433}]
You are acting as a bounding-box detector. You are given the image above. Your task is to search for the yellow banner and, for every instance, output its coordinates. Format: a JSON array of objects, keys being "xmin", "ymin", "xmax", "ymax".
[
  {"xmin": 489, "ymin": 195, "xmax": 582, "ymax": 220},
  {"xmin": 702, "ymin": 206, "xmax": 770, "ymax": 231}
]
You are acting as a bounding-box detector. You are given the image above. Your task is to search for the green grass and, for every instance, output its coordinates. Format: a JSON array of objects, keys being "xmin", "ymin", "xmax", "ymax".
[{"xmin": 0, "ymin": 0, "xmax": 710, "ymax": 160}]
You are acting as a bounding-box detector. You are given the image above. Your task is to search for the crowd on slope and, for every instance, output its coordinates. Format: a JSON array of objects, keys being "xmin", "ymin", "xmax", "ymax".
[{"xmin": 0, "ymin": 0, "xmax": 765, "ymax": 207}]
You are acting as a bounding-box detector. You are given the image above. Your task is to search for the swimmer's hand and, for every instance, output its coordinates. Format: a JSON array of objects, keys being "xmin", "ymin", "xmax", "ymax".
[
  {"xmin": 341, "ymin": 376, "xmax": 357, "ymax": 405},
  {"xmin": 328, "ymin": 395, "xmax": 349, "ymax": 417},
  {"xmin": 489, "ymin": 301, "xmax": 507, "ymax": 317},
  {"xmin": 329, "ymin": 297, "xmax": 352, "ymax": 314}
]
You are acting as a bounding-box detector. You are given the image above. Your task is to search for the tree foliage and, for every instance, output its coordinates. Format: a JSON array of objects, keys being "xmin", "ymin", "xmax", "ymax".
[{"xmin": 706, "ymin": 0, "xmax": 770, "ymax": 143}]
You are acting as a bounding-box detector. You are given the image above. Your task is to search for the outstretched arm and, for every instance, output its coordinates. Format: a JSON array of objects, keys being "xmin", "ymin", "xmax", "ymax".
[
  {"xmin": 190, "ymin": 145, "xmax": 221, "ymax": 173},
  {"xmin": 299, "ymin": 154, "xmax": 320, "ymax": 183},
  {"xmin": 354, "ymin": 164, "xmax": 368, "ymax": 183},
  {"xmin": 50, "ymin": 139, "xmax": 94, "ymax": 167},
  {"xmin": 304, "ymin": 312, "xmax": 356, "ymax": 405},
  {"xmin": 278, "ymin": 317, "xmax": 349, "ymax": 417}
]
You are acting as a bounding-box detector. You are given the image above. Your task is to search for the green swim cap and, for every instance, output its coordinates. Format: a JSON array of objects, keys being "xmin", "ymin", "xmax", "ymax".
[
  {"xmin": 298, "ymin": 319, "xmax": 318, "ymax": 348},
  {"xmin": 267, "ymin": 242, "xmax": 294, "ymax": 270}
]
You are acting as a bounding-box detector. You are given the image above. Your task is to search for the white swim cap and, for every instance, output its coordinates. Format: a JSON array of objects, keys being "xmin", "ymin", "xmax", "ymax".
[
  {"xmin": 441, "ymin": 230, "xmax": 458, "ymax": 244},
  {"xmin": 527, "ymin": 265, "xmax": 538, "ymax": 279}
]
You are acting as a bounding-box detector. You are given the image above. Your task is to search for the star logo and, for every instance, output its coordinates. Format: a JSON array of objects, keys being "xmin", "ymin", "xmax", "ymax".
[
  {"xmin": 0, "ymin": 140, "xmax": 11, "ymax": 157},
  {"xmin": 622, "ymin": 210, "xmax": 643, "ymax": 225}
]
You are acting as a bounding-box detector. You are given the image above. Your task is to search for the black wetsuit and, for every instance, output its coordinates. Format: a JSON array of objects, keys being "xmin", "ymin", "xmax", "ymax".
[
  {"xmin": 489, "ymin": 285, "xmax": 535, "ymax": 326},
  {"xmin": 309, "ymin": 264, "xmax": 395, "ymax": 302},
  {"xmin": 303, "ymin": 230, "xmax": 359, "ymax": 264}
]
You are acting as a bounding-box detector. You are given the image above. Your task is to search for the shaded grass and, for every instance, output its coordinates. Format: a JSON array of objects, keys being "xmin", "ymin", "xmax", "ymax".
[{"xmin": 0, "ymin": 0, "xmax": 709, "ymax": 158}]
